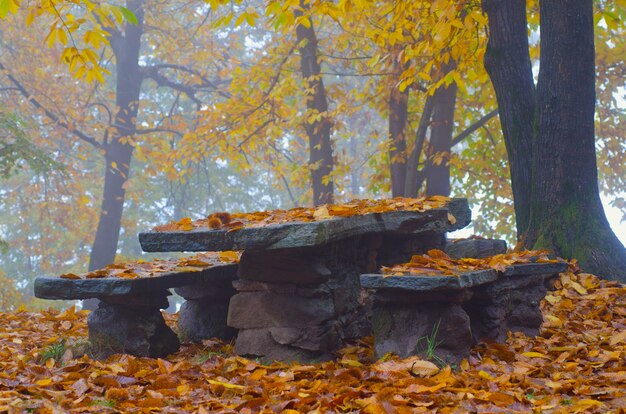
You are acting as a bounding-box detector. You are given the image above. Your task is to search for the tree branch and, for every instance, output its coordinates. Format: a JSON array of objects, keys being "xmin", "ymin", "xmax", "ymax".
[
  {"xmin": 140, "ymin": 64, "xmax": 232, "ymax": 103},
  {"xmin": 451, "ymin": 109, "xmax": 499, "ymax": 148},
  {"xmin": 0, "ymin": 62, "xmax": 103, "ymax": 150}
]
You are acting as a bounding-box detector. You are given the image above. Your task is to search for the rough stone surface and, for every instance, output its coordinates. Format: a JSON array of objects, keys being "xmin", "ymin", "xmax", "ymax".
[
  {"xmin": 87, "ymin": 301, "xmax": 179, "ymax": 359},
  {"xmin": 237, "ymin": 249, "xmax": 331, "ymax": 284},
  {"xmin": 178, "ymin": 297, "xmax": 236, "ymax": 342},
  {"xmin": 360, "ymin": 269, "xmax": 498, "ymax": 291},
  {"xmin": 464, "ymin": 272, "xmax": 555, "ymax": 342},
  {"xmin": 371, "ymin": 303, "xmax": 472, "ymax": 365},
  {"xmin": 227, "ymin": 291, "xmax": 335, "ymax": 329},
  {"xmin": 231, "ymin": 279, "xmax": 298, "ymax": 294},
  {"xmin": 504, "ymin": 262, "xmax": 568, "ymax": 277},
  {"xmin": 235, "ymin": 328, "xmax": 333, "ymax": 363},
  {"xmin": 445, "ymin": 238, "xmax": 507, "ymax": 259},
  {"xmin": 139, "ymin": 198, "xmax": 471, "ymax": 252},
  {"xmin": 34, "ymin": 263, "xmax": 237, "ymax": 300},
  {"xmin": 377, "ymin": 231, "xmax": 446, "ymax": 268},
  {"xmin": 101, "ymin": 290, "xmax": 170, "ymax": 308},
  {"xmin": 175, "ymin": 277, "xmax": 236, "ymax": 300}
]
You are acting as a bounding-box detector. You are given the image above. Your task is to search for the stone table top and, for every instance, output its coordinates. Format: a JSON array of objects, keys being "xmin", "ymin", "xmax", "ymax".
[
  {"xmin": 34, "ymin": 262, "xmax": 237, "ymax": 300},
  {"xmin": 360, "ymin": 261, "xmax": 568, "ymax": 293},
  {"xmin": 139, "ymin": 198, "xmax": 471, "ymax": 253},
  {"xmin": 360, "ymin": 269, "xmax": 498, "ymax": 292}
]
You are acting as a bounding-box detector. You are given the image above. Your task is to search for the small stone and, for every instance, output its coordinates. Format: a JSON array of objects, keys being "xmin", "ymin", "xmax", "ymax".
[{"xmin": 445, "ymin": 238, "xmax": 507, "ymax": 259}]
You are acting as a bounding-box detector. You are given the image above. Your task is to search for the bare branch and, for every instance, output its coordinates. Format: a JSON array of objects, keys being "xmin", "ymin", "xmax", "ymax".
[
  {"xmin": 451, "ymin": 109, "xmax": 499, "ymax": 148},
  {"xmin": 0, "ymin": 62, "xmax": 103, "ymax": 149}
]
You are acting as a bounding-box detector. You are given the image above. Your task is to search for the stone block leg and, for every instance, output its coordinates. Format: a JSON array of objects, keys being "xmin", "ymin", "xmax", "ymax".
[
  {"xmin": 88, "ymin": 296, "xmax": 179, "ymax": 359},
  {"xmin": 371, "ymin": 303, "xmax": 472, "ymax": 365},
  {"xmin": 465, "ymin": 273, "xmax": 551, "ymax": 343},
  {"xmin": 176, "ymin": 281, "xmax": 237, "ymax": 342}
]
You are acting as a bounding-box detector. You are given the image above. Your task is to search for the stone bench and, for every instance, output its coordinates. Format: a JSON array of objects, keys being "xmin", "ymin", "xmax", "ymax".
[
  {"xmin": 360, "ymin": 261, "xmax": 567, "ymax": 364},
  {"xmin": 34, "ymin": 253, "xmax": 238, "ymax": 358}
]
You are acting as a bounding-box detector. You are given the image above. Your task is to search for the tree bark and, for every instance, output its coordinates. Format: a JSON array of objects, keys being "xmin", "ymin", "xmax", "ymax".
[
  {"xmin": 426, "ymin": 80, "xmax": 457, "ymax": 196},
  {"xmin": 404, "ymin": 95, "xmax": 434, "ymax": 197},
  {"xmin": 388, "ymin": 55, "xmax": 409, "ymax": 197},
  {"xmin": 482, "ymin": 0, "xmax": 535, "ymax": 237},
  {"xmin": 295, "ymin": 7, "xmax": 334, "ymax": 205},
  {"xmin": 88, "ymin": 0, "xmax": 144, "ymax": 272},
  {"xmin": 526, "ymin": 0, "xmax": 626, "ymax": 282},
  {"xmin": 483, "ymin": 0, "xmax": 626, "ymax": 282}
]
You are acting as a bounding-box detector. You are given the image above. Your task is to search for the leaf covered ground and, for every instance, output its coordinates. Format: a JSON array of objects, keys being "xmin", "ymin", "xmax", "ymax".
[{"xmin": 1, "ymin": 268, "xmax": 624, "ymax": 413}]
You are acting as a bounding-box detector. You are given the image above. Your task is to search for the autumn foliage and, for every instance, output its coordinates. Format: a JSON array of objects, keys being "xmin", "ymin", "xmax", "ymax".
[
  {"xmin": 382, "ymin": 249, "xmax": 561, "ymax": 276},
  {"xmin": 0, "ymin": 267, "xmax": 623, "ymax": 412},
  {"xmin": 154, "ymin": 196, "xmax": 454, "ymax": 232}
]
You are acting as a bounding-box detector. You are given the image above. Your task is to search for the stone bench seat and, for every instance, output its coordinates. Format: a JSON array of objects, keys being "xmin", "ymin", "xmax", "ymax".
[
  {"xmin": 33, "ymin": 252, "xmax": 239, "ymax": 358},
  {"xmin": 360, "ymin": 260, "xmax": 568, "ymax": 364}
]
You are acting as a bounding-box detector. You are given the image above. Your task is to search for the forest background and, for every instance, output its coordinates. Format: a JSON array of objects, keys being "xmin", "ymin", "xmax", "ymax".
[{"xmin": 0, "ymin": 0, "xmax": 624, "ymax": 310}]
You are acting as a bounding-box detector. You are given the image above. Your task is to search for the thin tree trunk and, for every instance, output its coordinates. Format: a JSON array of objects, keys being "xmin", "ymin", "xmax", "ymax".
[
  {"xmin": 388, "ymin": 57, "xmax": 409, "ymax": 197},
  {"xmin": 404, "ymin": 95, "xmax": 434, "ymax": 197},
  {"xmin": 482, "ymin": 0, "xmax": 536, "ymax": 237},
  {"xmin": 88, "ymin": 0, "xmax": 144, "ymax": 272},
  {"xmin": 526, "ymin": 0, "xmax": 626, "ymax": 282},
  {"xmin": 295, "ymin": 6, "xmax": 334, "ymax": 205},
  {"xmin": 426, "ymin": 81, "xmax": 457, "ymax": 196}
]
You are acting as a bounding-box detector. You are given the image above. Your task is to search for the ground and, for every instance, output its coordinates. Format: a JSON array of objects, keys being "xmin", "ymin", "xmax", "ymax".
[{"xmin": 0, "ymin": 265, "xmax": 624, "ymax": 413}]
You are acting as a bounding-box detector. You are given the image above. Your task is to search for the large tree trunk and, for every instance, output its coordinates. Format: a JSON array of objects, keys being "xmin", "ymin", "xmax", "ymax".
[
  {"xmin": 295, "ymin": 7, "xmax": 334, "ymax": 205},
  {"xmin": 526, "ymin": 0, "xmax": 626, "ymax": 282},
  {"xmin": 426, "ymin": 81, "xmax": 457, "ymax": 196},
  {"xmin": 482, "ymin": 0, "xmax": 535, "ymax": 237},
  {"xmin": 483, "ymin": 0, "xmax": 626, "ymax": 282},
  {"xmin": 88, "ymin": 0, "xmax": 144, "ymax": 272}
]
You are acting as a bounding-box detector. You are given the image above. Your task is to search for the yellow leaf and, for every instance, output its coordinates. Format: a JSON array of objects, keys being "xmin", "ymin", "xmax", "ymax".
[
  {"xmin": 206, "ymin": 379, "xmax": 245, "ymax": 389},
  {"xmin": 340, "ymin": 358, "xmax": 363, "ymax": 367},
  {"xmin": 478, "ymin": 370, "xmax": 495, "ymax": 380},
  {"xmin": 218, "ymin": 250, "xmax": 240, "ymax": 263},
  {"xmin": 521, "ymin": 351, "xmax": 548, "ymax": 358},
  {"xmin": 313, "ymin": 205, "xmax": 332, "ymax": 220},
  {"xmin": 570, "ymin": 281, "xmax": 588, "ymax": 295},
  {"xmin": 609, "ymin": 330, "xmax": 626, "ymax": 347},
  {"xmin": 36, "ymin": 378, "xmax": 53, "ymax": 386},
  {"xmin": 447, "ymin": 212, "xmax": 456, "ymax": 224}
]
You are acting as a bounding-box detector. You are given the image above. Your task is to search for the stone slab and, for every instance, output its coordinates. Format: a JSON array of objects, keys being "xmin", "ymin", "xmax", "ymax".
[
  {"xmin": 360, "ymin": 269, "xmax": 498, "ymax": 292},
  {"xmin": 34, "ymin": 263, "xmax": 237, "ymax": 300},
  {"xmin": 138, "ymin": 198, "xmax": 471, "ymax": 252},
  {"xmin": 504, "ymin": 262, "xmax": 568, "ymax": 277}
]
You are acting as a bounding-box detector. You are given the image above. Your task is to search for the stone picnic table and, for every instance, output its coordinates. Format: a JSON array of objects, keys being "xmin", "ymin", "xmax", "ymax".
[{"xmin": 138, "ymin": 198, "xmax": 471, "ymax": 362}]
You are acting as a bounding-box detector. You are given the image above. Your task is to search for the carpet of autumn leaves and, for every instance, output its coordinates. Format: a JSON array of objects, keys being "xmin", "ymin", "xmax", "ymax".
[{"xmin": 1, "ymin": 267, "xmax": 624, "ymax": 413}]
